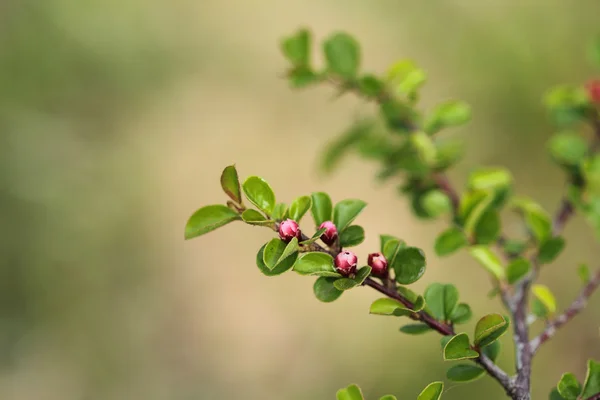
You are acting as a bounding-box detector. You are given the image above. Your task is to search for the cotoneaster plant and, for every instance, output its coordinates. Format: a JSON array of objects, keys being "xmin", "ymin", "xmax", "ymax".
[{"xmin": 185, "ymin": 29, "xmax": 600, "ymax": 400}]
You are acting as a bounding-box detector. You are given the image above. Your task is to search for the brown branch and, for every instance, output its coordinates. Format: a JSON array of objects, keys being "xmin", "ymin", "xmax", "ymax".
[
  {"xmin": 586, "ymin": 392, "xmax": 600, "ymax": 400},
  {"xmin": 530, "ymin": 268, "xmax": 600, "ymax": 353}
]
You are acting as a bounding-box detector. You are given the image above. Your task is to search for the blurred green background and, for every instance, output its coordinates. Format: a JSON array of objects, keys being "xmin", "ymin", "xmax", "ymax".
[{"xmin": 1, "ymin": 0, "xmax": 600, "ymax": 399}]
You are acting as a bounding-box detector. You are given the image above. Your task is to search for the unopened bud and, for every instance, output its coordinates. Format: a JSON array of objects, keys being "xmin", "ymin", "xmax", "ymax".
[
  {"xmin": 586, "ymin": 79, "xmax": 600, "ymax": 103},
  {"xmin": 319, "ymin": 221, "xmax": 338, "ymax": 246},
  {"xmin": 368, "ymin": 252, "xmax": 388, "ymax": 277},
  {"xmin": 279, "ymin": 219, "xmax": 301, "ymax": 243},
  {"xmin": 334, "ymin": 251, "xmax": 358, "ymax": 277}
]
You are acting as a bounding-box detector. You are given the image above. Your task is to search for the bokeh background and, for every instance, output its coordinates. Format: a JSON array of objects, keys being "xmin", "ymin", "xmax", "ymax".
[{"xmin": 1, "ymin": 1, "xmax": 600, "ymax": 399}]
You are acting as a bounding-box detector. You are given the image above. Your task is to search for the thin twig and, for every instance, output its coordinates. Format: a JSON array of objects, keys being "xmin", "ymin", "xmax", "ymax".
[
  {"xmin": 530, "ymin": 268, "xmax": 600, "ymax": 353},
  {"xmin": 586, "ymin": 392, "xmax": 600, "ymax": 400}
]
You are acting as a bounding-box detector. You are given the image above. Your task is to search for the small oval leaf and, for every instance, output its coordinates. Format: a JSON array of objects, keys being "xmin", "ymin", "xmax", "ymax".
[
  {"xmin": 506, "ymin": 258, "xmax": 531, "ymax": 284},
  {"xmin": 220, "ymin": 165, "xmax": 242, "ymax": 204},
  {"xmin": 434, "ymin": 227, "xmax": 468, "ymax": 256},
  {"xmin": 417, "ymin": 381, "xmax": 444, "ymax": 400},
  {"xmin": 557, "ymin": 372, "xmax": 582, "ymax": 400},
  {"xmin": 293, "ymin": 252, "xmax": 337, "ymax": 276},
  {"xmin": 392, "ymin": 247, "xmax": 426, "ymax": 285},
  {"xmin": 400, "ymin": 323, "xmax": 432, "ymax": 335},
  {"xmin": 369, "ymin": 298, "xmax": 413, "ymax": 316},
  {"xmin": 311, "ymin": 192, "xmax": 333, "ymax": 227},
  {"xmin": 242, "ymin": 176, "xmax": 276, "ymax": 215},
  {"xmin": 334, "ymin": 199, "xmax": 367, "ymax": 232},
  {"xmin": 443, "ymin": 333, "xmax": 479, "ymax": 361},
  {"xmin": 314, "ymin": 277, "xmax": 343, "ymax": 303},
  {"xmin": 256, "ymin": 244, "xmax": 297, "ymax": 276},
  {"xmin": 581, "ymin": 359, "xmax": 600, "ymax": 398},
  {"xmin": 336, "ymin": 384, "xmax": 364, "ymax": 400},
  {"xmin": 473, "ymin": 313, "xmax": 509, "ymax": 347},
  {"xmin": 339, "ymin": 225, "xmax": 365, "ymax": 247},
  {"xmin": 241, "ymin": 209, "xmax": 273, "ymax": 226},
  {"xmin": 446, "ymin": 364, "xmax": 485, "ymax": 382},
  {"xmin": 289, "ymin": 195, "xmax": 312, "ymax": 222},
  {"xmin": 469, "ymin": 246, "xmax": 505, "ymax": 280},
  {"xmin": 185, "ymin": 205, "xmax": 241, "ymax": 240},
  {"xmin": 323, "ymin": 33, "xmax": 360, "ymax": 79},
  {"xmin": 532, "ymin": 284, "xmax": 557, "ymax": 315}
]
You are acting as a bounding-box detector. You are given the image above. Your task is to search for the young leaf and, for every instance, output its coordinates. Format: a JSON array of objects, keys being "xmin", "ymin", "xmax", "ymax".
[
  {"xmin": 579, "ymin": 264, "xmax": 591, "ymax": 284},
  {"xmin": 281, "ymin": 29, "xmax": 311, "ymax": 66},
  {"xmin": 468, "ymin": 167, "xmax": 512, "ymax": 191},
  {"xmin": 220, "ymin": 165, "xmax": 242, "ymax": 204},
  {"xmin": 474, "ymin": 313, "xmax": 509, "ymax": 347},
  {"xmin": 334, "ymin": 199, "xmax": 367, "ymax": 232},
  {"xmin": 383, "ymin": 238, "xmax": 404, "ymax": 265},
  {"xmin": 469, "ymin": 246, "xmax": 505, "ymax": 280},
  {"xmin": 339, "ymin": 225, "xmax": 365, "ymax": 247},
  {"xmin": 293, "ymin": 252, "xmax": 339, "ymax": 276},
  {"xmin": 185, "ymin": 205, "xmax": 241, "ymax": 240},
  {"xmin": 323, "ymin": 33, "xmax": 360, "ymax": 79},
  {"xmin": 434, "ymin": 227, "xmax": 468, "ymax": 256},
  {"xmin": 417, "ymin": 381, "xmax": 444, "ymax": 400},
  {"xmin": 532, "ymin": 285, "xmax": 557, "ymax": 315},
  {"xmin": 557, "ymin": 373, "xmax": 582, "ymax": 400},
  {"xmin": 241, "ymin": 209, "xmax": 273, "ymax": 226},
  {"xmin": 369, "ymin": 298, "xmax": 413, "ymax": 316},
  {"xmin": 424, "ymin": 100, "xmax": 471, "ymax": 134},
  {"xmin": 288, "ymin": 67, "xmax": 319, "ymax": 88},
  {"xmin": 386, "ymin": 60, "xmax": 427, "ymax": 98},
  {"xmin": 449, "ymin": 303, "xmax": 473, "ymax": 325},
  {"xmin": 392, "ymin": 247, "xmax": 426, "ymax": 285},
  {"xmin": 336, "ymin": 384, "xmax": 364, "ymax": 400},
  {"xmin": 311, "ymin": 192, "xmax": 333, "ymax": 226},
  {"xmin": 272, "ymin": 203, "xmax": 288, "ymax": 221},
  {"xmin": 581, "ymin": 359, "xmax": 600, "ymax": 398},
  {"xmin": 421, "ymin": 189, "xmax": 451, "ymax": 217},
  {"xmin": 443, "ymin": 333, "xmax": 479, "ymax": 361},
  {"xmin": 446, "ymin": 364, "xmax": 485, "ymax": 382},
  {"xmin": 548, "ymin": 132, "xmax": 588, "ymax": 167},
  {"xmin": 506, "ymin": 258, "xmax": 531, "ymax": 284},
  {"xmin": 263, "ymin": 238, "xmax": 297, "ymax": 270},
  {"xmin": 400, "ymin": 323, "xmax": 432, "ymax": 335},
  {"xmin": 538, "ymin": 237, "xmax": 566, "ymax": 264},
  {"xmin": 314, "ymin": 277, "xmax": 343, "ymax": 303},
  {"xmin": 256, "ymin": 244, "xmax": 297, "ymax": 276},
  {"xmin": 511, "ymin": 197, "xmax": 552, "ymax": 243},
  {"xmin": 243, "ymin": 176, "xmax": 276, "ymax": 216},
  {"xmin": 289, "ymin": 195, "xmax": 312, "ymax": 222},
  {"xmin": 473, "ymin": 209, "xmax": 501, "ymax": 245}
]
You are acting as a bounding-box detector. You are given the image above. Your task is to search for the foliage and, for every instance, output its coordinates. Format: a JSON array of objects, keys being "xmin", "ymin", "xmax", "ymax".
[{"xmin": 184, "ymin": 28, "xmax": 600, "ymax": 399}]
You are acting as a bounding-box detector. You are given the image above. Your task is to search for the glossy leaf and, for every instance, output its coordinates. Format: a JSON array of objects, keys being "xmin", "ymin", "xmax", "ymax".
[
  {"xmin": 334, "ymin": 199, "xmax": 367, "ymax": 232},
  {"xmin": 263, "ymin": 238, "xmax": 298, "ymax": 270},
  {"xmin": 444, "ymin": 333, "xmax": 479, "ymax": 360},
  {"xmin": 220, "ymin": 165, "xmax": 242, "ymax": 204},
  {"xmin": 311, "ymin": 192, "xmax": 333, "ymax": 226},
  {"xmin": 185, "ymin": 205, "xmax": 241, "ymax": 240},
  {"xmin": 281, "ymin": 28, "xmax": 311, "ymax": 66},
  {"xmin": 449, "ymin": 303, "xmax": 473, "ymax": 324},
  {"xmin": 243, "ymin": 176, "xmax": 276, "ymax": 215},
  {"xmin": 532, "ymin": 284, "xmax": 557, "ymax": 315},
  {"xmin": 300, "ymin": 227, "xmax": 327, "ymax": 245},
  {"xmin": 506, "ymin": 258, "xmax": 531, "ymax": 284},
  {"xmin": 538, "ymin": 237, "xmax": 566, "ymax": 264},
  {"xmin": 383, "ymin": 238, "xmax": 404, "ymax": 265},
  {"xmin": 424, "ymin": 283, "xmax": 458, "ymax": 321},
  {"xmin": 336, "ymin": 384, "xmax": 364, "ymax": 400},
  {"xmin": 339, "ymin": 225, "xmax": 365, "ymax": 247},
  {"xmin": 434, "ymin": 227, "xmax": 468, "ymax": 256},
  {"xmin": 581, "ymin": 359, "xmax": 600, "ymax": 398},
  {"xmin": 241, "ymin": 209, "xmax": 273, "ymax": 226},
  {"xmin": 293, "ymin": 252, "xmax": 339, "ymax": 276},
  {"xmin": 256, "ymin": 244, "xmax": 297, "ymax": 276},
  {"xmin": 400, "ymin": 323, "xmax": 432, "ymax": 335},
  {"xmin": 469, "ymin": 246, "xmax": 505, "ymax": 280},
  {"xmin": 324, "ymin": 33, "xmax": 360, "ymax": 79},
  {"xmin": 424, "ymin": 100, "xmax": 471, "ymax": 134},
  {"xmin": 474, "ymin": 313, "xmax": 509, "ymax": 347},
  {"xmin": 417, "ymin": 381, "xmax": 444, "ymax": 400},
  {"xmin": 289, "ymin": 196, "xmax": 312, "ymax": 222},
  {"xmin": 333, "ymin": 266, "xmax": 371, "ymax": 291},
  {"xmin": 313, "ymin": 277, "xmax": 343, "ymax": 303},
  {"xmin": 482, "ymin": 340, "xmax": 501, "ymax": 362},
  {"xmin": 392, "ymin": 247, "xmax": 426, "ymax": 285},
  {"xmin": 557, "ymin": 373, "xmax": 582, "ymax": 400},
  {"xmin": 370, "ymin": 298, "xmax": 413, "ymax": 317},
  {"xmin": 446, "ymin": 364, "xmax": 485, "ymax": 382},
  {"xmin": 272, "ymin": 203, "xmax": 288, "ymax": 221}
]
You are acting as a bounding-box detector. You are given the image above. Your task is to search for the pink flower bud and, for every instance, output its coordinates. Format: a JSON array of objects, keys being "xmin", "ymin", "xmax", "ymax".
[
  {"xmin": 335, "ymin": 251, "xmax": 358, "ymax": 277},
  {"xmin": 319, "ymin": 221, "xmax": 338, "ymax": 246},
  {"xmin": 368, "ymin": 252, "xmax": 388, "ymax": 277},
  {"xmin": 279, "ymin": 219, "xmax": 301, "ymax": 243},
  {"xmin": 586, "ymin": 79, "xmax": 600, "ymax": 104}
]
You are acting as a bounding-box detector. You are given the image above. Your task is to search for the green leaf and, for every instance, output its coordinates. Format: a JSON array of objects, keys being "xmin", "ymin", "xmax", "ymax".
[
  {"xmin": 424, "ymin": 100, "xmax": 471, "ymax": 134},
  {"xmin": 548, "ymin": 132, "xmax": 588, "ymax": 167},
  {"xmin": 417, "ymin": 381, "xmax": 444, "ymax": 400},
  {"xmin": 287, "ymin": 67, "xmax": 319, "ymax": 88},
  {"xmin": 241, "ymin": 209, "xmax": 273, "ymax": 226},
  {"xmin": 468, "ymin": 167, "xmax": 513, "ymax": 191},
  {"xmin": 184, "ymin": 205, "xmax": 241, "ymax": 240},
  {"xmin": 411, "ymin": 131, "xmax": 438, "ymax": 166},
  {"xmin": 424, "ymin": 283, "xmax": 458, "ymax": 321},
  {"xmin": 443, "ymin": 333, "xmax": 479, "ymax": 361},
  {"xmin": 581, "ymin": 359, "xmax": 600, "ymax": 398},
  {"xmin": 446, "ymin": 364, "xmax": 485, "ymax": 382},
  {"xmin": 532, "ymin": 284, "xmax": 557, "ymax": 315},
  {"xmin": 334, "ymin": 199, "xmax": 367, "ymax": 232},
  {"xmin": 579, "ymin": 264, "xmax": 591, "ymax": 284},
  {"xmin": 421, "ymin": 190, "xmax": 451, "ymax": 218},
  {"xmin": 392, "ymin": 247, "xmax": 426, "ymax": 285},
  {"xmin": 369, "ymin": 298, "xmax": 413, "ymax": 317},
  {"xmin": 293, "ymin": 252, "xmax": 339, "ymax": 276},
  {"xmin": 289, "ymin": 196, "xmax": 312, "ymax": 222},
  {"xmin": 482, "ymin": 340, "xmax": 501, "ymax": 362},
  {"xmin": 449, "ymin": 303, "xmax": 472, "ymax": 324},
  {"xmin": 339, "ymin": 225, "xmax": 365, "ymax": 247},
  {"xmin": 220, "ymin": 165, "xmax": 242, "ymax": 204},
  {"xmin": 538, "ymin": 237, "xmax": 566, "ymax": 264},
  {"xmin": 334, "ymin": 266, "xmax": 371, "ymax": 291},
  {"xmin": 281, "ymin": 28, "xmax": 311, "ymax": 66},
  {"xmin": 462, "ymin": 191, "xmax": 496, "ymax": 239},
  {"xmin": 506, "ymin": 258, "xmax": 531, "ymax": 284},
  {"xmin": 434, "ymin": 138, "xmax": 464, "ymax": 170},
  {"xmin": 243, "ymin": 176, "xmax": 276, "ymax": 215},
  {"xmin": 379, "ymin": 99, "xmax": 415, "ymax": 132},
  {"xmin": 379, "ymin": 396, "xmax": 397, "ymax": 400},
  {"xmin": 399, "ymin": 323, "xmax": 432, "ymax": 335},
  {"xmin": 544, "ymin": 85, "xmax": 591, "ymax": 126},
  {"xmin": 336, "ymin": 384, "xmax": 364, "ymax": 400},
  {"xmin": 473, "ymin": 210, "xmax": 501, "ymax": 245},
  {"xmin": 311, "ymin": 192, "xmax": 333, "ymax": 226},
  {"xmin": 383, "ymin": 238, "xmax": 404, "ymax": 264},
  {"xmin": 469, "ymin": 246, "xmax": 505, "ymax": 280},
  {"xmin": 434, "ymin": 227, "xmax": 468, "ymax": 256},
  {"xmin": 263, "ymin": 238, "xmax": 297, "ymax": 270},
  {"xmin": 386, "ymin": 60, "xmax": 427, "ymax": 97},
  {"xmin": 353, "ymin": 266, "xmax": 372, "ymax": 285},
  {"xmin": 357, "ymin": 74, "xmax": 384, "ymax": 97},
  {"xmin": 272, "ymin": 203, "xmax": 288, "ymax": 221},
  {"xmin": 323, "ymin": 33, "xmax": 360, "ymax": 79},
  {"xmin": 256, "ymin": 244, "xmax": 297, "ymax": 276},
  {"xmin": 474, "ymin": 313, "xmax": 509, "ymax": 347},
  {"xmin": 313, "ymin": 277, "xmax": 343, "ymax": 302},
  {"xmin": 557, "ymin": 373, "xmax": 582, "ymax": 400},
  {"xmin": 511, "ymin": 197, "xmax": 552, "ymax": 243},
  {"xmin": 550, "ymin": 388, "xmax": 568, "ymax": 400},
  {"xmin": 300, "ymin": 227, "xmax": 327, "ymax": 245}
]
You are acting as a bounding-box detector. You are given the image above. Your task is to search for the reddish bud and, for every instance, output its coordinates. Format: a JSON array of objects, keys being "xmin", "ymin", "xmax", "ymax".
[
  {"xmin": 368, "ymin": 252, "xmax": 388, "ymax": 277},
  {"xmin": 334, "ymin": 251, "xmax": 358, "ymax": 277},
  {"xmin": 319, "ymin": 221, "xmax": 338, "ymax": 246},
  {"xmin": 586, "ymin": 79, "xmax": 600, "ymax": 104},
  {"xmin": 279, "ymin": 219, "xmax": 301, "ymax": 243}
]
